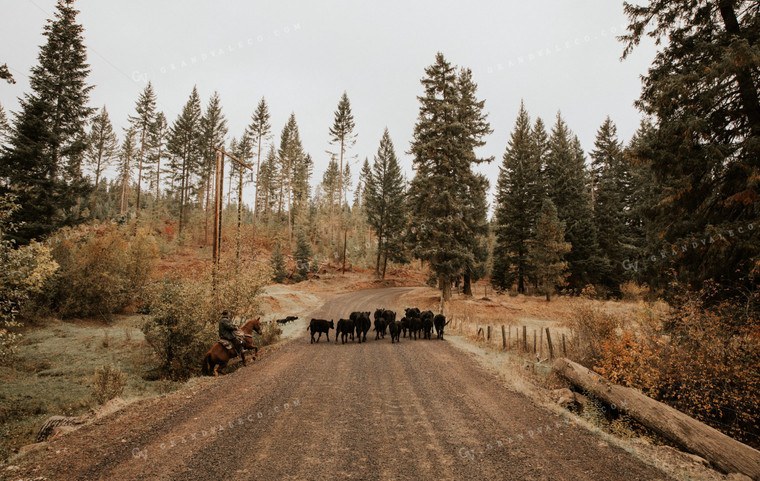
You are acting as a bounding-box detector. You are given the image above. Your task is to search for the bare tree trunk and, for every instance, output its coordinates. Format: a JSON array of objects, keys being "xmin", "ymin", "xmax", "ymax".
[
  {"xmin": 463, "ymin": 274, "xmax": 472, "ymax": 296},
  {"xmin": 438, "ymin": 275, "xmax": 452, "ymax": 301},
  {"xmin": 136, "ymin": 126, "xmax": 146, "ymax": 212},
  {"xmin": 381, "ymin": 249, "xmax": 388, "ymax": 279},
  {"xmin": 252, "ymin": 134, "xmax": 262, "ymax": 241}
]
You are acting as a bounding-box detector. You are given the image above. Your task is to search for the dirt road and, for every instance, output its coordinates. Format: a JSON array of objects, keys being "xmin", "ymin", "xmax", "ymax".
[{"xmin": 11, "ymin": 288, "xmax": 669, "ymax": 480}]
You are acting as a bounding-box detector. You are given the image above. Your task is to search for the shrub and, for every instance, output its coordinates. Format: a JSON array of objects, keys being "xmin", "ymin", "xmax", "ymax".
[
  {"xmin": 91, "ymin": 364, "xmax": 126, "ymax": 404},
  {"xmin": 570, "ymin": 282, "xmax": 760, "ymax": 448},
  {"xmin": 141, "ymin": 275, "xmax": 217, "ymax": 380},
  {"xmin": 43, "ymin": 222, "xmax": 158, "ymax": 319},
  {"xmin": 620, "ymin": 281, "xmax": 648, "ymax": 302},
  {"xmin": 257, "ymin": 321, "xmax": 282, "ymax": 346},
  {"xmin": 565, "ymin": 301, "xmax": 620, "ymax": 365},
  {"xmin": 0, "ymin": 194, "xmax": 58, "ymax": 361}
]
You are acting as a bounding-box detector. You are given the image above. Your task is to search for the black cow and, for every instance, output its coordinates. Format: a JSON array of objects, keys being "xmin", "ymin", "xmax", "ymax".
[
  {"xmin": 434, "ymin": 314, "xmax": 449, "ymax": 340},
  {"xmin": 374, "ymin": 317, "xmax": 387, "ymax": 340},
  {"xmin": 408, "ymin": 316, "xmax": 422, "ymax": 340},
  {"xmin": 422, "ymin": 316, "xmax": 434, "ymax": 340},
  {"xmin": 405, "ymin": 307, "xmax": 421, "ymax": 318},
  {"xmin": 276, "ymin": 315, "xmax": 298, "ymax": 324},
  {"xmin": 400, "ymin": 316, "xmax": 410, "ymax": 338},
  {"xmin": 336, "ymin": 318, "xmax": 355, "ymax": 344},
  {"xmin": 352, "ymin": 312, "xmax": 371, "ymax": 343},
  {"xmin": 388, "ymin": 320, "xmax": 401, "ymax": 343},
  {"xmin": 307, "ymin": 319, "xmax": 334, "ymax": 343}
]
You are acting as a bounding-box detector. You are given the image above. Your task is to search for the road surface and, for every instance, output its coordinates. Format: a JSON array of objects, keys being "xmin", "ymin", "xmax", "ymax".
[{"xmin": 12, "ymin": 288, "xmax": 669, "ymax": 480}]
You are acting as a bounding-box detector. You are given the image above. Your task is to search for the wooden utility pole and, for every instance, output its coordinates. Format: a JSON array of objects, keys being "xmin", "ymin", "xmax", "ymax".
[
  {"xmin": 212, "ymin": 146, "xmax": 253, "ymax": 265},
  {"xmin": 212, "ymin": 151, "xmax": 222, "ymax": 264}
]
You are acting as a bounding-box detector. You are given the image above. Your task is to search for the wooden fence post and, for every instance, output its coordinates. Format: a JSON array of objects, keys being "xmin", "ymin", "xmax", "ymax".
[
  {"xmin": 501, "ymin": 325, "xmax": 506, "ymax": 350},
  {"xmin": 533, "ymin": 330, "xmax": 537, "ymax": 353},
  {"xmin": 545, "ymin": 327, "xmax": 554, "ymax": 359},
  {"xmin": 540, "ymin": 328, "xmax": 544, "ymax": 358},
  {"xmin": 562, "ymin": 333, "xmax": 567, "ymax": 357},
  {"xmin": 522, "ymin": 326, "xmax": 527, "ymax": 351}
]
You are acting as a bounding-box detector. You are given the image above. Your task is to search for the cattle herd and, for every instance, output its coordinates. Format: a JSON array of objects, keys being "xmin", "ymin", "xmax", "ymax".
[{"xmin": 307, "ymin": 308, "xmax": 450, "ymax": 344}]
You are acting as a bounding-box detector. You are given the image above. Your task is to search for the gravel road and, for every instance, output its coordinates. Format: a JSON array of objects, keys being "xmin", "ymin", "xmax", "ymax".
[{"xmin": 11, "ymin": 287, "xmax": 669, "ymax": 480}]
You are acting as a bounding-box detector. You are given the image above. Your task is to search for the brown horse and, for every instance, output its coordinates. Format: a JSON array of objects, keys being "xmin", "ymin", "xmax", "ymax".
[{"xmin": 202, "ymin": 317, "xmax": 262, "ymax": 376}]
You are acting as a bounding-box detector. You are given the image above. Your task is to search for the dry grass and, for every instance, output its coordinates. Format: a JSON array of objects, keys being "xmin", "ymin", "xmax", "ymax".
[{"xmin": 0, "ymin": 315, "xmax": 182, "ymax": 460}]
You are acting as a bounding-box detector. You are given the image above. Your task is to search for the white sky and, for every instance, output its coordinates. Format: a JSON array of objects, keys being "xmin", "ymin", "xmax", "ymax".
[{"xmin": 1, "ymin": 0, "xmax": 657, "ymax": 208}]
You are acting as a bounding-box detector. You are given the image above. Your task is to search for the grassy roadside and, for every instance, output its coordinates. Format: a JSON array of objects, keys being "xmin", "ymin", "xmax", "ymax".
[
  {"xmin": 0, "ymin": 315, "xmax": 182, "ymax": 461},
  {"xmin": 0, "ymin": 276, "xmax": 329, "ymax": 462}
]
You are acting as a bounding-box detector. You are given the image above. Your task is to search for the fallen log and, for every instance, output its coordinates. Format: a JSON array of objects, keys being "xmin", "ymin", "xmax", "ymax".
[{"xmin": 554, "ymin": 358, "xmax": 760, "ymax": 479}]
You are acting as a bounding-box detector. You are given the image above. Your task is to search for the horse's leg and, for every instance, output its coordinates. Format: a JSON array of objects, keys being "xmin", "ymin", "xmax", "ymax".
[{"xmin": 241, "ymin": 351, "xmax": 246, "ymax": 366}]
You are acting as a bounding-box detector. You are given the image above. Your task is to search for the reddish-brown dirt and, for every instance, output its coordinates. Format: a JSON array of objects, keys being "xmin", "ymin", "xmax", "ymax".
[{"xmin": 10, "ymin": 288, "xmax": 670, "ymax": 480}]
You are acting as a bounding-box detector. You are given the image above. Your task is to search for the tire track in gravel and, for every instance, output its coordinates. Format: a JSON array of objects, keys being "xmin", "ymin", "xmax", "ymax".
[{"xmin": 13, "ymin": 287, "xmax": 670, "ymax": 481}]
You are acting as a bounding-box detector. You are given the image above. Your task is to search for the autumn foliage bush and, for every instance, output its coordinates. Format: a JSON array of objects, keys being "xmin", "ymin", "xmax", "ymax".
[
  {"xmin": 568, "ymin": 283, "xmax": 760, "ymax": 448},
  {"xmin": 41, "ymin": 222, "xmax": 158, "ymax": 319}
]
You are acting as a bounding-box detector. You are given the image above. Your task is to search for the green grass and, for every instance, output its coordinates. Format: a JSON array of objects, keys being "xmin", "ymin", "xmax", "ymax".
[{"xmin": 0, "ymin": 315, "xmax": 184, "ymax": 461}]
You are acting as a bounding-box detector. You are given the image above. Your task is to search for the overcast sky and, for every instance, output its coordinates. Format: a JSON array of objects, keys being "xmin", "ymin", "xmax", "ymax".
[{"xmin": 1, "ymin": 0, "xmax": 657, "ymax": 207}]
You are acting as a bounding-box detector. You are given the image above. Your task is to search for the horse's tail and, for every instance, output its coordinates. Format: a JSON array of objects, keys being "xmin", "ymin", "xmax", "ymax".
[{"xmin": 201, "ymin": 352, "xmax": 212, "ymax": 376}]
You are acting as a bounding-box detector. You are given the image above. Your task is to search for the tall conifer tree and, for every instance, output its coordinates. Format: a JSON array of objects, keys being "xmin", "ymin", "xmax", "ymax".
[
  {"xmin": 408, "ymin": 53, "xmax": 491, "ymax": 300},
  {"xmin": 544, "ymin": 113, "xmax": 602, "ymax": 291},
  {"xmin": 492, "ymin": 102, "xmax": 543, "ymax": 293},
  {"xmin": 128, "ymin": 82, "xmax": 157, "ymax": 211},
  {"xmin": 1, "ymin": 0, "xmax": 93, "ymax": 241},
  {"xmin": 365, "ymin": 128, "xmax": 406, "ymax": 278},
  {"xmin": 85, "ymin": 106, "xmax": 119, "ymax": 188}
]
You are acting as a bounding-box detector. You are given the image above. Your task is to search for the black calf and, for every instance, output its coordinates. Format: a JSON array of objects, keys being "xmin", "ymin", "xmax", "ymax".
[{"xmin": 307, "ymin": 319, "xmax": 334, "ymax": 343}]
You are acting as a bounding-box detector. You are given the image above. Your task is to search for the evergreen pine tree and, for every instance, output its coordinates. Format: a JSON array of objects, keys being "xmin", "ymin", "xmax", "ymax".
[
  {"xmin": 622, "ymin": 1, "xmax": 760, "ymax": 291},
  {"xmin": 148, "ymin": 112, "xmax": 168, "ymax": 203},
  {"xmin": 355, "ymin": 157, "xmax": 371, "ymax": 208},
  {"xmin": 591, "ymin": 117, "xmax": 631, "ymax": 295},
  {"xmin": 167, "ymin": 87, "xmax": 203, "ymax": 234},
  {"xmin": 247, "ymin": 97, "xmax": 271, "ymax": 224},
  {"xmin": 365, "ymin": 128, "xmax": 407, "ymax": 279},
  {"xmin": 0, "ymin": 0, "xmax": 93, "ymax": 241},
  {"xmin": 544, "ymin": 112, "xmax": 602, "ymax": 292},
  {"xmin": 329, "ymin": 92, "xmax": 356, "ymax": 212},
  {"xmin": 408, "ymin": 53, "xmax": 492, "ymax": 300},
  {"xmin": 257, "ymin": 144, "xmax": 278, "ymax": 222},
  {"xmin": 0, "ymin": 103, "xmax": 9, "ymax": 145},
  {"xmin": 85, "ymin": 106, "xmax": 119, "ymax": 188},
  {"xmin": 118, "ymin": 128, "xmax": 138, "ymax": 215},
  {"xmin": 270, "ymin": 244, "xmax": 287, "ymax": 283},
  {"xmin": 492, "ymin": 102, "xmax": 543, "ymax": 293},
  {"xmin": 294, "ymin": 230, "xmax": 312, "ymax": 281},
  {"xmin": 278, "ymin": 113, "xmax": 309, "ymax": 242},
  {"xmin": 199, "ymin": 92, "xmax": 228, "ymax": 241},
  {"xmin": 528, "ymin": 199, "xmax": 571, "ymax": 301},
  {"xmin": 128, "ymin": 82, "xmax": 157, "ymax": 211}
]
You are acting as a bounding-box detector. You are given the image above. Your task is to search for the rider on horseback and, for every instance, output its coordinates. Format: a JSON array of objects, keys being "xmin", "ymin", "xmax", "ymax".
[{"xmin": 218, "ymin": 311, "xmax": 244, "ymax": 357}]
